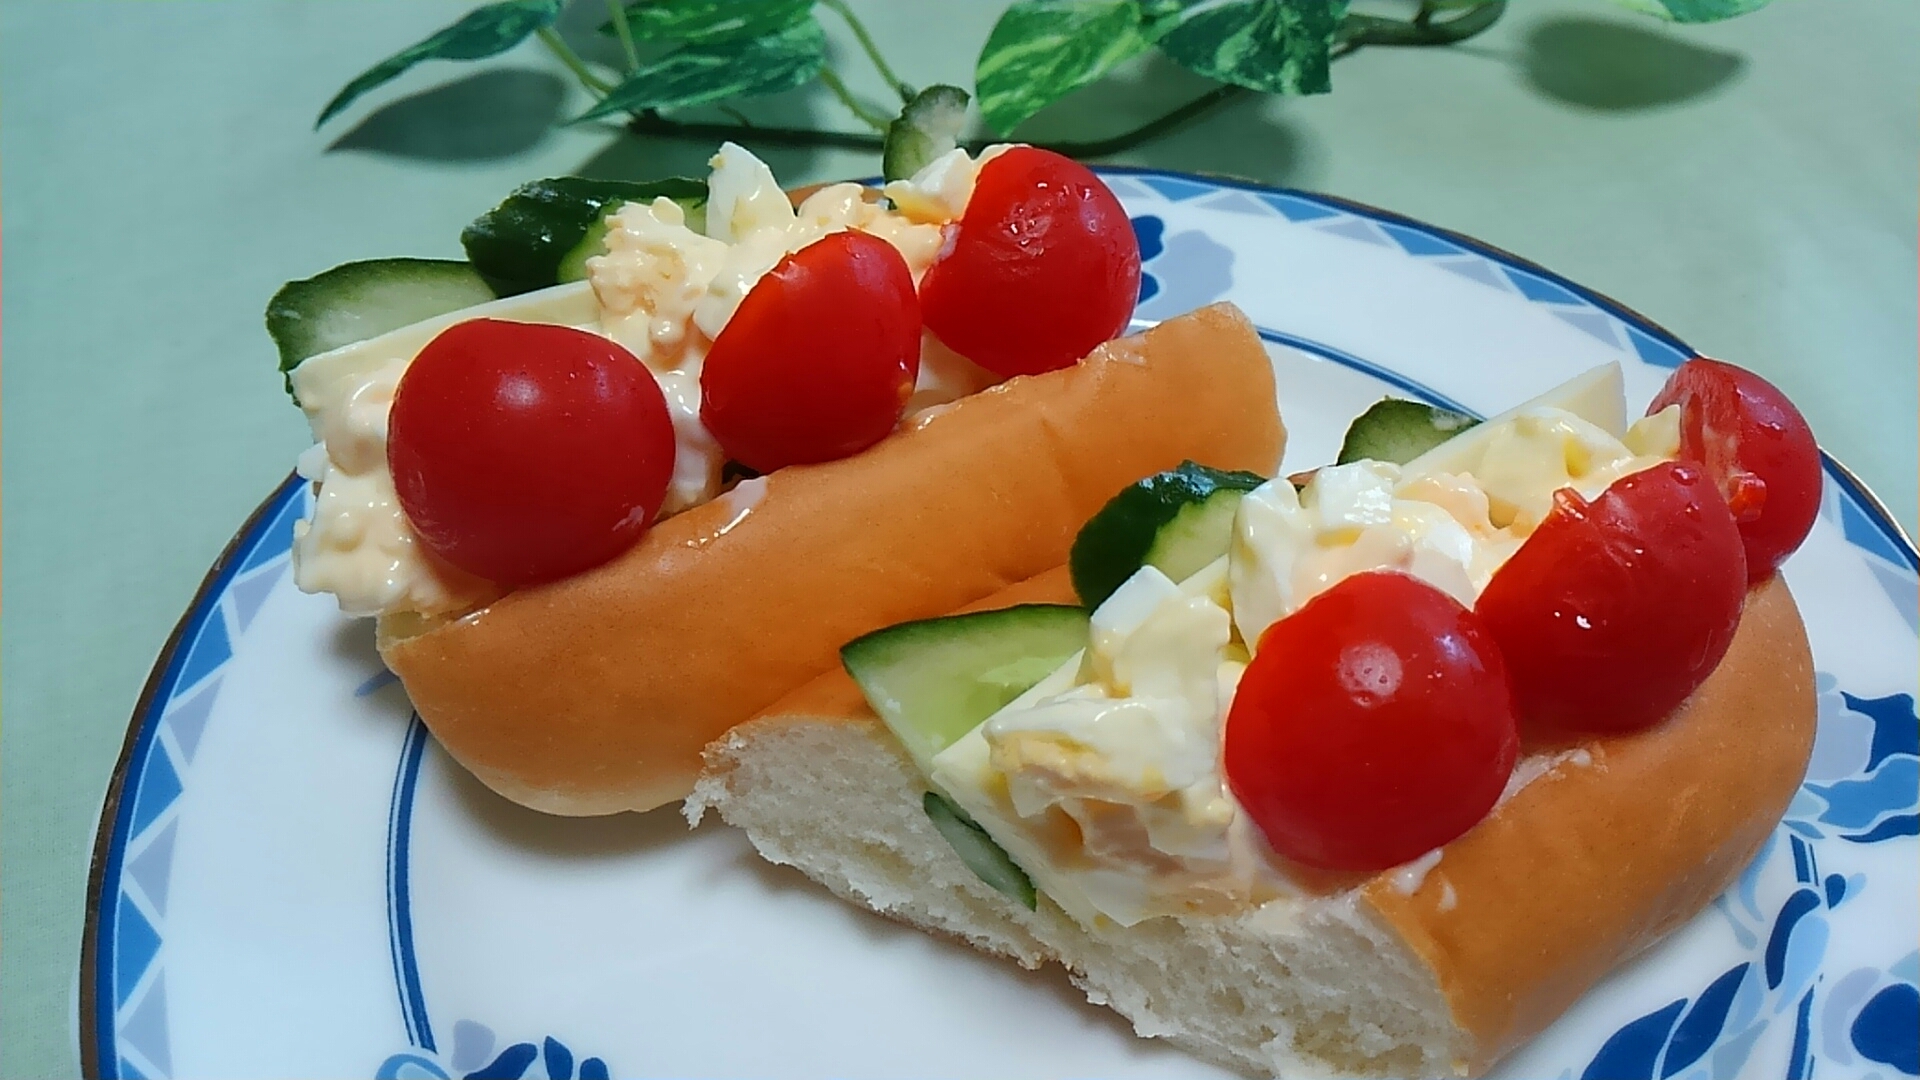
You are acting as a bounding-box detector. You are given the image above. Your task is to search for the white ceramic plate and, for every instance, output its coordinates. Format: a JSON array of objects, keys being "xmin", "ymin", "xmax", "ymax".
[{"xmin": 83, "ymin": 171, "xmax": 1920, "ymax": 1080}]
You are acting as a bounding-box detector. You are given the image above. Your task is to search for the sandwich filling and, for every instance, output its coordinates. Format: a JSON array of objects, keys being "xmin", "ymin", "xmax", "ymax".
[
  {"xmin": 290, "ymin": 143, "xmax": 1012, "ymax": 618},
  {"xmin": 930, "ymin": 379, "xmax": 1681, "ymax": 928}
]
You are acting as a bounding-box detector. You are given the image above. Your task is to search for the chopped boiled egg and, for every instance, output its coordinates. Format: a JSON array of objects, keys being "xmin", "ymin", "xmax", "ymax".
[
  {"xmin": 1627, "ymin": 403, "xmax": 1683, "ymax": 458},
  {"xmin": 1402, "ymin": 362, "xmax": 1629, "ymax": 479},
  {"xmin": 882, "ymin": 144, "xmax": 1017, "ymax": 225},
  {"xmin": 296, "ymin": 142, "xmax": 985, "ymax": 619},
  {"xmin": 931, "ymin": 560, "xmax": 1269, "ymax": 927},
  {"xmin": 1230, "ymin": 394, "xmax": 1677, "ymax": 647},
  {"xmin": 704, "ymin": 141, "xmax": 795, "ymax": 243},
  {"xmin": 588, "ymin": 197, "xmax": 727, "ymax": 367},
  {"xmin": 1472, "ymin": 407, "xmax": 1674, "ymax": 532},
  {"xmin": 1228, "ymin": 463, "xmax": 1505, "ymax": 648},
  {"xmin": 919, "ymin": 364, "xmax": 1687, "ymax": 931}
]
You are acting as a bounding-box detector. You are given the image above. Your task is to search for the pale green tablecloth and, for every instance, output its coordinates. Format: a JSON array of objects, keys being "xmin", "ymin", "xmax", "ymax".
[{"xmin": 3, "ymin": 2, "xmax": 1914, "ymax": 1075}]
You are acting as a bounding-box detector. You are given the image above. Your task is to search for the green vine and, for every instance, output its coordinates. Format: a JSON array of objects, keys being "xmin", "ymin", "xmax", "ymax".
[
  {"xmin": 315, "ymin": 0, "xmax": 1775, "ymax": 167},
  {"xmin": 820, "ymin": 0, "xmax": 913, "ymax": 102},
  {"xmin": 619, "ymin": 2, "xmax": 1508, "ymax": 158},
  {"xmin": 534, "ymin": 26, "xmax": 612, "ymax": 97}
]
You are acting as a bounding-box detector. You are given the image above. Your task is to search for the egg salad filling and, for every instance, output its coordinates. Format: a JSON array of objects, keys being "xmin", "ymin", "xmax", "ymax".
[
  {"xmin": 290, "ymin": 143, "xmax": 1010, "ymax": 619},
  {"xmin": 928, "ymin": 372, "xmax": 1683, "ymax": 928}
]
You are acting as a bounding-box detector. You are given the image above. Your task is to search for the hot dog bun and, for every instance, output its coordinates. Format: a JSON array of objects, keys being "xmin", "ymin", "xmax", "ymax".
[
  {"xmin": 688, "ymin": 574, "xmax": 1815, "ymax": 1078},
  {"xmin": 379, "ymin": 303, "xmax": 1283, "ymax": 815}
]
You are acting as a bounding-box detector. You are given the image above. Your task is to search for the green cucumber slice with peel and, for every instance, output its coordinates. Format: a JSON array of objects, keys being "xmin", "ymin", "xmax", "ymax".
[
  {"xmin": 842, "ymin": 603, "xmax": 1089, "ymax": 774},
  {"xmin": 555, "ymin": 214, "xmax": 619, "ymax": 285},
  {"xmin": 923, "ymin": 791, "xmax": 1037, "ymax": 910},
  {"xmin": 265, "ymin": 257, "xmax": 494, "ymax": 399},
  {"xmin": 1336, "ymin": 399, "xmax": 1479, "ymax": 466},
  {"xmin": 1069, "ymin": 461, "xmax": 1268, "ymax": 608},
  {"xmin": 460, "ymin": 176, "xmax": 707, "ymax": 297},
  {"xmin": 882, "ymin": 84, "xmax": 971, "ymax": 183}
]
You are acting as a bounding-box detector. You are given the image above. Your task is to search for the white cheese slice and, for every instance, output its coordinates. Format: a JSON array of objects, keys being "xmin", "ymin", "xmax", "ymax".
[
  {"xmin": 1402, "ymin": 361, "xmax": 1627, "ymax": 481},
  {"xmin": 289, "ymin": 281, "xmax": 598, "ymax": 437}
]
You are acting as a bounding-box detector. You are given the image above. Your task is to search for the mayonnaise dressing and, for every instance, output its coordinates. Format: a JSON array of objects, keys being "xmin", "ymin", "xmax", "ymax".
[
  {"xmin": 292, "ymin": 143, "xmax": 1012, "ymax": 618},
  {"xmin": 290, "ymin": 285, "xmax": 599, "ymax": 618},
  {"xmin": 928, "ymin": 366, "xmax": 1679, "ymax": 928},
  {"xmin": 933, "ymin": 561, "xmax": 1286, "ymax": 928},
  {"xmin": 1230, "ymin": 403, "xmax": 1680, "ymax": 648}
]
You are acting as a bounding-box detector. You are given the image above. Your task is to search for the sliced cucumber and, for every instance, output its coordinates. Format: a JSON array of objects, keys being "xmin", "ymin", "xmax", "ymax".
[
  {"xmin": 1069, "ymin": 462, "xmax": 1268, "ymax": 608},
  {"xmin": 882, "ymin": 84, "xmax": 971, "ymax": 183},
  {"xmin": 460, "ymin": 176, "xmax": 707, "ymax": 297},
  {"xmin": 555, "ymin": 214, "xmax": 618, "ymax": 284},
  {"xmin": 841, "ymin": 604, "xmax": 1090, "ymax": 774},
  {"xmin": 265, "ymin": 258, "xmax": 494, "ymax": 399},
  {"xmin": 923, "ymin": 791, "xmax": 1037, "ymax": 909},
  {"xmin": 1336, "ymin": 398, "xmax": 1479, "ymax": 466}
]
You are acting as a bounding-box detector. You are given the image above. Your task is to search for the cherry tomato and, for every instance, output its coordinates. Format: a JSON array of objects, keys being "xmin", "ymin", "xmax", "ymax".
[
  {"xmin": 1648, "ymin": 357, "xmax": 1820, "ymax": 583},
  {"xmin": 700, "ymin": 229, "xmax": 920, "ymax": 473},
  {"xmin": 1224, "ymin": 570, "xmax": 1519, "ymax": 873},
  {"xmin": 1475, "ymin": 461, "xmax": 1746, "ymax": 735},
  {"xmin": 388, "ymin": 318, "xmax": 675, "ymax": 588},
  {"xmin": 919, "ymin": 147, "xmax": 1140, "ymax": 378}
]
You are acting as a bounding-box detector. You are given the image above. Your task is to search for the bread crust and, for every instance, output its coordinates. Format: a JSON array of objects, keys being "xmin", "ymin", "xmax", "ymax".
[
  {"xmin": 379, "ymin": 304, "xmax": 1283, "ymax": 815},
  {"xmin": 1359, "ymin": 576, "xmax": 1814, "ymax": 1074},
  {"xmin": 738, "ymin": 573, "xmax": 1815, "ymax": 1076}
]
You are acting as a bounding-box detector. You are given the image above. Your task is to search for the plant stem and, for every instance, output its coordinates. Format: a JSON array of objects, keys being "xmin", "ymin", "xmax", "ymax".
[
  {"xmin": 624, "ymin": 84, "xmax": 1246, "ymax": 158},
  {"xmin": 621, "ymin": 2, "xmax": 1507, "ymax": 158},
  {"xmin": 537, "ymin": 27, "xmax": 614, "ymax": 96},
  {"xmin": 718, "ymin": 104, "xmax": 755, "ymax": 127},
  {"xmin": 604, "ymin": 0, "xmax": 640, "ymax": 73},
  {"xmin": 820, "ymin": 0, "xmax": 913, "ymax": 102},
  {"xmin": 627, "ymin": 111, "xmax": 885, "ymax": 150},
  {"xmin": 1339, "ymin": 1, "xmax": 1506, "ymax": 49},
  {"xmin": 1023, "ymin": 84, "xmax": 1247, "ymax": 158},
  {"xmin": 818, "ymin": 66, "xmax": 892, "ymax": 131}
]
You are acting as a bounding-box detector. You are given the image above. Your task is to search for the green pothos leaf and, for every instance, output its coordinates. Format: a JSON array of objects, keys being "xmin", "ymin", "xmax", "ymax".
[
  {"xmin": 573, "ymin": 15, "xmax": 827, "ymax": 121},
  {"xmin": 883, "ymin": 84, "xmax": 972, "ymax": 182},
  {"xmin": 1158, "ymin": 0, "xmax": 1347, "ymax": 96},
  {"xmin": 975, "ymin": 0, "xmax": 1182, "ymax": 137},
  {"xmin": 1604, "ymin": 0, "xmax": 1774, "ymax": 22},
  {"xmin": 316, "ymin": 0, "xmax": 565, "ymax": 127},
  {"xmin": 603, "ymin": 0, "xmax": 814, "ymax": 43}
]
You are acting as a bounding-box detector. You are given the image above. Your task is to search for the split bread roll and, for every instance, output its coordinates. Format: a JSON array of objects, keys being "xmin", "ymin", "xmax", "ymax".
[
  {"xmin": 379, "ymin": 303, "xmax": 1284, "ymax": 815},
  {"xmin": 689, "ymin": 570, "xmax": 1816, "ymax": 1078}
]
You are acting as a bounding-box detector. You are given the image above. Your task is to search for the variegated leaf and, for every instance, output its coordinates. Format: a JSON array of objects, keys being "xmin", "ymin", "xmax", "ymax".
[
  {"xmin": 975, "ymin": 0, "xmax": 1175, "ymax": 137},
  {"xmin": 1158, "ymin": 0, "xmax": 1346, "ymax": 96},
  {"xmin": 1606, "ymin": 0, "xmax": 1776, "ymax": 23},
  {"xmin": 603, "ymin": 0, "xmax": 814, "ymax": 43},
  {"xmin": 317, "ymin": 0, "xmax": 565, "ymax": 127},
  {"xmin": 575, "ymin": 16, "xmax": 827, "ymax": 121}
]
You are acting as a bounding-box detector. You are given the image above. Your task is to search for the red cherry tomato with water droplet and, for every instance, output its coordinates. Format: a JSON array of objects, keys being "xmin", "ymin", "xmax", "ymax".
[
  {"xmin": 1648, "ymin": 357, "xmax": 1820, "ymax": 583},
  {"xmin": 700, "ymin": 229, "xmax": 921, "ymax": 473},
  {"xmin": 1224, "ymin": 570, "xmax": 1520, "ymax": 873},
  {"xmin": 388, "ymin": 319, "xmax": 675, "ymax": 588},
  {"xmin": 1475, "ymin": 461, "xmax": 1747, "ymax": 735},
  {"xmin": 919, "ymin": 147, "xmax": 1140, "ymax": 378}
]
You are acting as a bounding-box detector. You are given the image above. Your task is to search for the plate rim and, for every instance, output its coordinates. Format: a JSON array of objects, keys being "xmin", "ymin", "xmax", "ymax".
[
  {"xmin": 78, "ymin": 471, "xmax": 305, "ymax": 1080},
  {"xmin": 75, "ymin": 169, "xmax": 1920, "ymax": 1079}
]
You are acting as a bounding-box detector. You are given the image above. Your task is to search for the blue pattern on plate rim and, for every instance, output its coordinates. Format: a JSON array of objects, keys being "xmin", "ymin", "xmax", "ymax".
[
  {"xmin": 82, "ymin": 171, "xmax": 1918, "ymax": 1079},
  {"xmin": 376, "ymin": 1026, "xmax": 612, "ymax": 1079},
  {"xmin": 388, "ymin": 712, "xmax": 436, "ymax": 1054},
  {"xmin": 1562, "ymin": 677, "xmax": 1920, "ymax": 1080},
  {"xmin": 84, "ymin": 478, "xmax": 310, "ymax": 1080}
]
